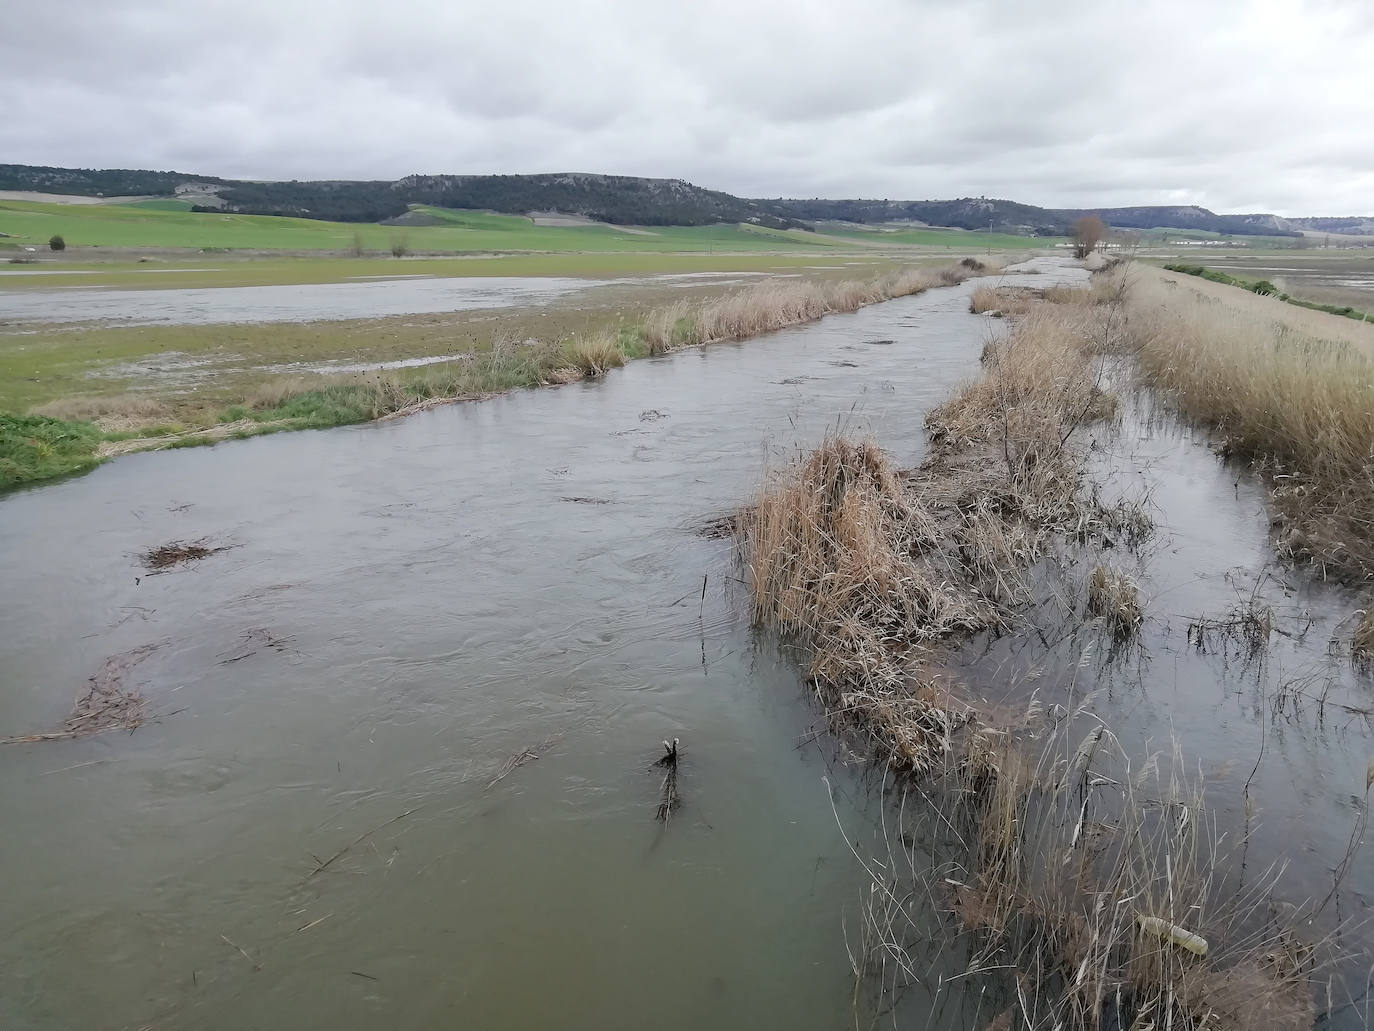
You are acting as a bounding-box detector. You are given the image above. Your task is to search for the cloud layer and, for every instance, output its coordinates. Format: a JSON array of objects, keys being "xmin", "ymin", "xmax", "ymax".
[{"xmin": 5, "ymin": 0, "xmax": 1371, "ymax": 214}]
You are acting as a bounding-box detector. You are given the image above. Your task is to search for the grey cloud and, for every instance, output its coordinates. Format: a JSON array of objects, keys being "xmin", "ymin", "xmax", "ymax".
[{"xmin": 3, "ymin": 0, "xmax": 1371, "ymax": 214}]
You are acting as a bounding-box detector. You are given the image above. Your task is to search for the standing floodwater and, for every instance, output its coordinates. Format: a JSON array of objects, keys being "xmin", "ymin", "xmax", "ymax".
[{"xmin": 0, "ymin": 267, "xmax": 1078, "ymax": 1029}]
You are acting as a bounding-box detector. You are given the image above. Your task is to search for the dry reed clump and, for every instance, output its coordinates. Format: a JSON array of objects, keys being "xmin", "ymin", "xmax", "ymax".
[
  {"xmin": 1041, "ymin": 283, "xmax": 1093, "ymax": 305},
  {"xmin": 1086, "ymin": 565, "xmax": 1144, "ymax": 636},
  {"xmin": 561, "ymin": 331, "xmax": 625, "ymax": 378},
  {"xmin": 742, "ymin": 281, "xmax": 1340, "ymax": 1025},
  {"xmin": 642, "ymin": 261, "xmax": 992, "ymax": 356},
  {"xmin": 33, "ymin": 393, "xmax": 173, "ymax": 427},
  {"xmin": 743, "ymin": 437, "xmax": 987, "ymax": 769},
  {"xmin": 740, "ymin": 299, "xmax": 1123, "ymax": 771},
  {"xmin": 1353, "ymin": 607, "xmax": 1374, "ymax": 664},
  {"xmin": 969, "ymin": 286, "xmax": 1038, "ymax": 317},
  {"xmin": 920, "ymin": 726, "xmax": 1324, "ymax": 1031},
  {"xmin": 1126, "ymin": 266, "xmax": 1374, "ymax": 578},
  {"xmin": 841, "ymin": 701, "xmax": 1336, "ymax": 1031}
]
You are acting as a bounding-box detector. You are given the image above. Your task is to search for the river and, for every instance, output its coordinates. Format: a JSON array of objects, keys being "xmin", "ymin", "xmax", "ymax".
[{"xmin": 3, "ymin": 259, "xmax": 1370, "ymax": 1030}]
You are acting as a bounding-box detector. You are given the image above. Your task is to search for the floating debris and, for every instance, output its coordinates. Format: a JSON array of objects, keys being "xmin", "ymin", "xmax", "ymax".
[
  {"xmin": 695, "ymin": 513, "xmax": 738, "ymax": 539},
  {"xmin": 486, "ymin": 735, "xmax": 562, "ymax": 791},
  {"xmin": 1136, "ymin": 915, "xmax": 1209, "ymax": 957},
  {"xmin": 140, "ymin": 538, "xmax": 230, "ymax": 571},
  {"xmin": 654, "ymin": 738, "xmax": 681, "ymax": 822},
  {"xmin": 560, "ymin": 496, "xmax": 612, "ymax": 505},
  {"xmin": 217, "ymin": 627, "xmax": 294, "ymax": 665},
  {"xmin": 3, "ymin": 643, "xmax": 166, "ymax": 744}
]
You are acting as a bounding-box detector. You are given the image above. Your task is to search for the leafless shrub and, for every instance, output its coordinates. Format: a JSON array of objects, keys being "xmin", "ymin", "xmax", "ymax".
[
  {"xmin": 1188, "ymin": 598, "xmax": 1275, "ymax": 658},
  {"xmin": 1072, "ymin": 215, "xmax": 1107, "ymax": 259}
]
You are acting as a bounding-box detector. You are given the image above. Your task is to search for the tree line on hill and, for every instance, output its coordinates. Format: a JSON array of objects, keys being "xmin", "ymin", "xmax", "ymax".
[{"xmin": 0, "ymin": 163, "xmax": 1355, "ymax": 238}]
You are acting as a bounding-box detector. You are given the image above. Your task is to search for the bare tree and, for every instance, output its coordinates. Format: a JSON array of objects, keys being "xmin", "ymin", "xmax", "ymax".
[{"xmin": 1072, "ymin": 215, "xmax": 1106, "ymax": 259}]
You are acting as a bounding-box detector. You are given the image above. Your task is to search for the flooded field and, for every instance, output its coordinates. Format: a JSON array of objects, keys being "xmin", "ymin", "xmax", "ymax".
[
  {"xmin": 0, "ymin": 271, "xmax": 787, "ymax": 329},
  {"xmin": 2, "ymin": 259, "xmax": 1370, "ymax": 1029},
  {"xmin": 0, "ymin": 275, "xmax": 603, "ymax": 327},
  {"xmin": 1200, "ymin": 252, "xmax": 1374, "ymax": 310}
]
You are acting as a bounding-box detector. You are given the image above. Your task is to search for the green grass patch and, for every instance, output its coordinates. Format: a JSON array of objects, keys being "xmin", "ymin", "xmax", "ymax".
[
  {"xmin": 128, "ymin": 199, "xmax": 195, "ymax": 211},
  {"xmin": 1164, "ymin": 262, "xmax": 1371, "ymax": 320},
  {"xmin": 0, "ymin": 198, "xmax": 911, "ymax": 256},
  {"xmin": 0, "ymin": 413, "xmax": 103, "ymax": 488},
  {"xmin": 1283, "ymin": 296, "xmax": 1374, "ymax": 321},
  {"xmin": 0, "ymin": 197, "xmax": 1058, "ymax": 264}
]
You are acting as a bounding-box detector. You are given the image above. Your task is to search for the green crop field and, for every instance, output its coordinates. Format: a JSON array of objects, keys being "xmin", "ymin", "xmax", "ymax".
[
  {"xmin": 814, "ymin": 222, "xmax": 1053, "ymax": 250},
  {"xmin": 0, "ymin": 198, "xmax": 1056, "ymax": 258},
  {"xmin": 0, "ymin": 199, "xmax": 841, "ymax": 254}
]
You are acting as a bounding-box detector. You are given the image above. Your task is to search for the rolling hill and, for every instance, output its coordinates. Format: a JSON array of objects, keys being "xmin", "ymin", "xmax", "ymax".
[{"xmin": 1, "ymin": 163, "xmax": 1365, "ymax": 238}]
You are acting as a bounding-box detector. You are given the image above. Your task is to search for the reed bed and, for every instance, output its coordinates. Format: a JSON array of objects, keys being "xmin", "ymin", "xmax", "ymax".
[
  {"xmin": 561, "ymin": 331, "xmax": 625, "ymax": 377},
  {"xmin": 741, "ymin": 299, "xmax": 1123, "ymax": 772},
  {"xmin": 1126, "ymin": 266, "xmax": 1374, "ymax": 579},
  {"xmin": 739, "ymin": 284, "xmax": 1344, "ymax": 1028},
  {"xmin": 640, "ymin": 262, "xmax": 990, "ymax": 355},
  {"xmin": 969, "ymin": 285, "xmax": 1038, "ymax": 316},
  {"xmin": 33, "ymin": 393, "xmax": 173, "ymax": 425},
  {"xmin": 852, "ymin": 717, "xmax": 1330, "ymax": 1031}
]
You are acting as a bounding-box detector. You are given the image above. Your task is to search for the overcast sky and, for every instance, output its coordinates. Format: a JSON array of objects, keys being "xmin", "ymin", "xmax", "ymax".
[{"xmin": 4, "ymin": 0, "xmax": 1371, "ymax": 214}]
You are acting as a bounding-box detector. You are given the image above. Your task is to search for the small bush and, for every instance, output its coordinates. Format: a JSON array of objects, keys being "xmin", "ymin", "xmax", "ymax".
[{"xmin": 48, "ymin": 234, "xmax": 66, "ymax": 251}]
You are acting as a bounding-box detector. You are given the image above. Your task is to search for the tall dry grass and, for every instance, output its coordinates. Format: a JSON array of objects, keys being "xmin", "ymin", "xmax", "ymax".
[
  {"xmin": 642, "ymin": 262, "xmax": 992, "ymax": 355},
  {"xmin": 1354, "ymin": 607, "xmax": 1374, "ymax": 662},
  {"xmin": 33, "ymin": 394, "xmax": 172, "ymax": 427},
  {"xmin": 739, "ymin": 284, "xmax": 1344, "ymax": 1027},
  {"xmin": 1086, "ymin": 564, "xmax": 1144, "ymax": 637},
  {"xmin": 853, "ymin": 717, "xmax": 1329, "ymax": 1031},
  {"xmin": 562, "ymin": 331, "xmax": 625, "ymax": 377},
  {"xmin": 1127, "ymin": 265, "xmax": 1374, "ymax": 577},
  {"xmin": 741, "ymin": 297, "xmax": 1125, "ymax": 771}
]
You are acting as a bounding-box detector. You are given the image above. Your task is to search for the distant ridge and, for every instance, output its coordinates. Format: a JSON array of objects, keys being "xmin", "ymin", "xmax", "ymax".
[{"xmin": 1, "ymin": 163, "xmax": 1365, "ymax": 237}]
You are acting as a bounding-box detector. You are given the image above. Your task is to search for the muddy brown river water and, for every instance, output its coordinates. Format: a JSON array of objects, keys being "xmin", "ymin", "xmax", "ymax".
[{"xmin": 1, "ymin": 260, "xmax": 1370, "ymax": 1029}]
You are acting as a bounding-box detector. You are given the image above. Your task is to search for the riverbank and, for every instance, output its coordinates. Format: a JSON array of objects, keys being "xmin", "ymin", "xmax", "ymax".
[
  {"xmin": 1, "ymin": 258, "xmax": 998, "ymax": 489},
  {"xmin": 738, "ymin": 268, "xmax": 1372, "ymax": 1028},
  {"xmin": 1130, "ymin": 264, "xmax": 1374, "ymax": 580}
]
